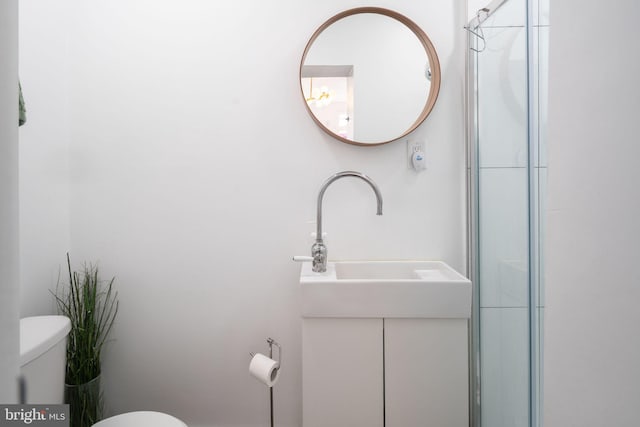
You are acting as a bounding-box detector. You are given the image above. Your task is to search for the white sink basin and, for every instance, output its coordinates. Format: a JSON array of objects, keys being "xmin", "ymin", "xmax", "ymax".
[{"xmin": 300, "ymin": 260, "xmax": 472, "ymax": 318}]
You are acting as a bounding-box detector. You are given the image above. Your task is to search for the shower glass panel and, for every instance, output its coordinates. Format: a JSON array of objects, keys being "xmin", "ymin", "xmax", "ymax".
[{"xmin": 467, "ymin": 1, "xmax": 548, "ymax": 426}]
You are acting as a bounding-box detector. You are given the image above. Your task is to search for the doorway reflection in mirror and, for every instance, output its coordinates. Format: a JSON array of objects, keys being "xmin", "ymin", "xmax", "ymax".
[{"xmin": 301, "ymin": 72, "xmax": 353, "ymax": 140}]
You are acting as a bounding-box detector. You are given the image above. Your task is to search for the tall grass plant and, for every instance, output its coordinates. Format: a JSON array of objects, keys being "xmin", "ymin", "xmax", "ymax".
[{"xmin": 53, "ymin": 254, "xmax": 118, "ymax": 427}]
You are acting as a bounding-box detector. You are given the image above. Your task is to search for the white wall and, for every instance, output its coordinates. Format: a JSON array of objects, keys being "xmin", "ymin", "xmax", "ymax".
[
  {"xmin": 0, "ymin": 0, "xmax": 20, "ymax": 404},
  {"xmin": 544, "ymin": 1, "xmax": 640, "ymax": 426},
  {"xmin": 20, "ymin": 0, "xmax": 466, "ymax": 425},
  {"xmin": 18, "ymin": 0, "xmax": 72, "ymax": 318}
]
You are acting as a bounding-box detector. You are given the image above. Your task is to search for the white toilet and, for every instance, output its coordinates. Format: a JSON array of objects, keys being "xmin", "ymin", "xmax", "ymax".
[
  {"xmin": 20, "ymin": 315, "xmax": 186, "ymax": 427},
  {"xmin": 93, "ymin": 411, "xmax": 187, "ymax": 427},
  {"xmin": 20, "ymin": 315, "xmax": 71, "ymax": 403}
]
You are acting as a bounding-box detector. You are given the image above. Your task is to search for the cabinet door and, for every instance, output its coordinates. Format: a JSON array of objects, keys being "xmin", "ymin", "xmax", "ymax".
[
  {"xmin": 384, "ymin": 318, "xmax": 469, "ymax": 427},
  {"xmin": 303, "ymin": 318, "xmax": 383, "ymax": 427}
]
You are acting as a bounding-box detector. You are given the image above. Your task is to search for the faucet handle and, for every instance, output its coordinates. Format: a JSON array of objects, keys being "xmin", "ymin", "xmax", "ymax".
[{"xmin": 292, "ymin": 256, "xmax": 314, "ymax": 262}]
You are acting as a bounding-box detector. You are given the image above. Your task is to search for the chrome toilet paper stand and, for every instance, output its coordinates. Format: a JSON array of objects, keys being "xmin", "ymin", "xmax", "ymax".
[{"xmin": 250, "ymin": 337, "xmax": 281, "ymax": 427}]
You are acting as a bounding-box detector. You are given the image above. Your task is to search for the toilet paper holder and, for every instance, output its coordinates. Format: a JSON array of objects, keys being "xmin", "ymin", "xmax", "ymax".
[
  {"xmin": 250, "ymin": 337, "xmax": 282, "ymax": 368},
  {"xmin": 250, "ymin": 337, "xmax": 282, "ymax": 427}
]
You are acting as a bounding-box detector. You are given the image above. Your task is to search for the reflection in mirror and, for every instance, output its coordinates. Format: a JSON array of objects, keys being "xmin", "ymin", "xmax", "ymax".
[
  {"xmin": 300, "ymin": 8, "xmax": 440, "ymax": 146},
  {"xmin": 301, "ymin": 65, "xmax": 354, "ymax": 140}
]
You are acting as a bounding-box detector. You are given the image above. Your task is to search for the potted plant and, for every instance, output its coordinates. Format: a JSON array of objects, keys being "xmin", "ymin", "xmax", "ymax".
[{"xmin": 53, "ymin": 254, "xmax": 119, "ymax": 427}]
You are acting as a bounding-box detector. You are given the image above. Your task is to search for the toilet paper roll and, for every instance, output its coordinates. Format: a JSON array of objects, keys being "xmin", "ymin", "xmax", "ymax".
[{"xmin": 249, "ymin": 353, "xmax": 280, "ymax": 387}]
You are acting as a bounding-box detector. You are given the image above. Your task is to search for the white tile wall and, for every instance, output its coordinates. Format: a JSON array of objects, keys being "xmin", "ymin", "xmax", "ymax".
[
  {"xmin": 472, "ymin": 3, "xmax": 548, "ymax": 427},
  {"xmin": 535, "ymin": 307, "xmax": 544, "ymax": 423},
  {"xmin": 476, "ymin": 0, "xmax": 526, "ymax": 27},
  {"xmin": 467, "ymin": 0, "xmax": 530, "ymax": 28},
  {"xmin": 533, "ymin": 3, "xmax": 547, "ymax": 423},
  {"xmin": 478, "ymin": 26, "xmax": 528, "ymax": 168},
  {"xmin": 534, "ymin": 0, "xmax": 550, "ymax": 27},
  {"xmin": 537, "ymin": 26, "xmax": 549, "ymax": 167},
  {"xmin": 532, "ymin": 24, "xmax": 549, "ymax": 168},
  {"xmin": 533, "ymin": 167, "xmax": 546, "ymax": 307},
  {"xmin": 480, "ymin": 307, "xmax": 529, "ymax": 427},
  {"xmin": 479, "ymin": 167, "xmax": 529, "ymax": 307}
]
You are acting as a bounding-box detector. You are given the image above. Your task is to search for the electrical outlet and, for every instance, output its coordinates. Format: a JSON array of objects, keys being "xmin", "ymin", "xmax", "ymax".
[{"xmin": 406, "ymin": 140, "xmax": 425, "ymax": 169}]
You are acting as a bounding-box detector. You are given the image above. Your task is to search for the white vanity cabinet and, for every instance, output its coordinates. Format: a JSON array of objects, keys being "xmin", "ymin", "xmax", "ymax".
[
  {"xmin": 302, "ymin": 317, "xmax": 469, "ymax": 427},
  {"xmin": 300, "ymin": 260, "xmax": 472, "ymax": 427},
  {"xmin": 302, "ymin": 318, "xmax": 384, "ymax": 427},
  {"xmin": 384, "ymin": 318, "xmax": 468, "ymax": 427}
]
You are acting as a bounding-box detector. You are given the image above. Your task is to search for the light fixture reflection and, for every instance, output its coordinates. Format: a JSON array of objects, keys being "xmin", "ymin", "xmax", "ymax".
[{"xmin": 305, "ymin": 78, "xmax": 333, "ymax": 108}]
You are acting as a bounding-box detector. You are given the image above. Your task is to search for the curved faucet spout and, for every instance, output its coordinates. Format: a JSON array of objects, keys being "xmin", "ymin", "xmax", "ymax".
[{"xmin": 313, "ymin": 171, "xmax": 383, "ymax": 272}]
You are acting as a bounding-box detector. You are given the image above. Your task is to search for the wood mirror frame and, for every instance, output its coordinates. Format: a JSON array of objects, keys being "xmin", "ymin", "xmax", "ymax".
[{"xmin": 300, "ymin": 7, "xmax": 441, "ymax": 146}]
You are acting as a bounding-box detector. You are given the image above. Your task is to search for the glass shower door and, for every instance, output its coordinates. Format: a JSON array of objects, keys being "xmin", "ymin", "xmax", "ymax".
[{"xmin": 467, "ymin": 1, "xmax": 547, "ymax": 426}]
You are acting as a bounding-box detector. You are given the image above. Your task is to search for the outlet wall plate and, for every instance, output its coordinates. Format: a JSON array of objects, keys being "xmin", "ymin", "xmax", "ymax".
[{"xmin": 406, "ymin": 140, "xmax": 426, "ymax": 170}]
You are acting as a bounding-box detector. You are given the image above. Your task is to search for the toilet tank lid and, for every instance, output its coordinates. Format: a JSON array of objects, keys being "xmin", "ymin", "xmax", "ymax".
[{"xmin": 20, "ymin": 316, "xmax": 71, "ymax": 366}]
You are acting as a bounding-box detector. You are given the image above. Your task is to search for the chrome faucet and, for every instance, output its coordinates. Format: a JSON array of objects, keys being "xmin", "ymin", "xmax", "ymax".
[{"xmin": 312, "ymin": 171, "xmax": 383, "ymax": 273}]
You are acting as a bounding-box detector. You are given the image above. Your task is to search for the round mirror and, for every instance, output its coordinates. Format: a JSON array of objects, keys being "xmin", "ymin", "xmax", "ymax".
[{"xmin": 300, "ymin": 7, "xmax": 441, "ymax": 146}]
